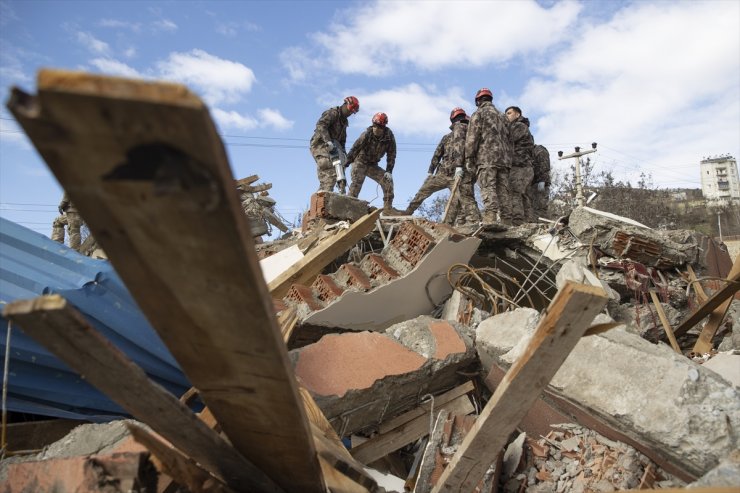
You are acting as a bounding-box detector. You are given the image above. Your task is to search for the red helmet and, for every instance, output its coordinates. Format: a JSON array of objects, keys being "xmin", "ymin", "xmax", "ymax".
[
  {"xmin": 344, "ymin": 96, "xmax": 360, "ymax": 114},
  {"xmin": 372, "ymin": 112, "xmax": 388, "ymax": 127},
  {"xmin": 450, "ymin": 107, "xmax": 466, "ymax": 121},
  {"xmin": 475, "ymin": 88, "xmax": 493, "ymax": 101}
]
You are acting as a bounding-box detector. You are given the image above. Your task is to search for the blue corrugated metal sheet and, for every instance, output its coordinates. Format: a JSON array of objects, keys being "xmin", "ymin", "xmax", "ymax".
[{"xmin": 0, "ymin": 217, "xmax": 191, "ymax": 420}]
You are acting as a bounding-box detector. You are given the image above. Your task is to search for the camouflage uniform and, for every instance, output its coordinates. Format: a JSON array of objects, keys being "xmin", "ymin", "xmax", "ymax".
[
  {"xmin": 51, "ymin": 192, "xmax": 82, "ymax": 250},
  {"xmin": 508, "ymin": 115, "xmax": 535, "ymax": 225},
  {"xmin": 464, "ymin": 100, "xmax": 512, "ymax": 224},
  {"xmin": 347, "ymin": 126, "xmax": 397, "ymax": 208},
  {"xmin": 310, "ymin": 106, "xmax": 349, "ymax": 192},
  {"xmin": 529, "ymin": 144, "xmax": 551, "ymax": 219}
]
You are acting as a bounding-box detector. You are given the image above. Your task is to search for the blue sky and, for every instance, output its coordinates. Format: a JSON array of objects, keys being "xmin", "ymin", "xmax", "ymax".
[{"xmin": 1, "ymin": 0, "xmax": 739, "ymax": 237}]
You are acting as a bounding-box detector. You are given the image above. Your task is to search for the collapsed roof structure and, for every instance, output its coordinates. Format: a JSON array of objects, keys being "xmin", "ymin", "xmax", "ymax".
[{"xmin": 0, "ymin": 70, "xmax": 738, "ymax": 493}]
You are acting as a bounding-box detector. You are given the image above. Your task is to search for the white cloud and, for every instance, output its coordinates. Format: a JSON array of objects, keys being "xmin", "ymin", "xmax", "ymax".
[
  {"xmin": 215, "ymin": 20, "xmax": 260, "ymax": 37},
  {"xmin": 89, "ymin": 58, "xmax": 142, "ymax": 78},
  {"xmin": 76, "ymin": 31, "xmax": 110, "ymax": 55},
  {"xmin": 98, "ymin": 18, "xmax": 142, "ymax": 32},
  {"xmin": 211, "ymin": 108, "xmax": 258, "ymax": 131},
  {"xmin": 152, "ymin": 19, "xmax": 177, "ymax": 32},
  {"xmin": 156, "ymin": 49, "xmax": 256, "ymax": 105},
  {"xmin": 282, "ymin": 0, "xmax": 581, "ymax": 79},
  {"xmin": 348, "ymin": 83, "xmax": 467, "ymax": 137},
  {"xmin": 257, "ymin": 108, "xmax": 294, "ymax": 130},
  {"xmin": 521, "ymin": 1, "xmax": 740, "ymax": 188},
  {"xmin": 0, "ymin": 1, "xmax": 19, "ymax": 27},
  {"xmin": 123, "ymin": 46, "xmax": 137, "ymax": 59}
]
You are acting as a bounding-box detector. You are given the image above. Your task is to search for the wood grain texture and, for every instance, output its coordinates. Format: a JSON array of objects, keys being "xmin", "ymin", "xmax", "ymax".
[
  {"xmin": 432, "ymin": 282, "xmax": 608, "ymax": 493},
  {"xmin": 2, "ymin": 296, "xmax": 280, "ymax": 493},
  {"xmin": 649, "ymin": 291, "xmax": 681, "ymax": 353},
  {"xmin": 7, "ymin": 69, "xmax": 322, "ymax": 492}
]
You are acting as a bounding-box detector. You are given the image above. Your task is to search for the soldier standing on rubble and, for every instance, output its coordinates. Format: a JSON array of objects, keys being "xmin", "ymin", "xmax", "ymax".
[
  {"xmin": 504, "ymin": 106, "xmax": 535, "ymax": 225},
  {"xmin": 530, "ymin": 144, "xmax": 551, "ymax": 220},
  {"xmin": 405, "ymin": 108, "xmax": 480, "ymax": 226},
  {"xmin": 310, "ymin": 96, "xmax": 360, "ymax": 192},
  {"xmin": 465, "ymin": 88, "xmax": 512, "ymax": 225},
  {"xmin": 346, "ymin": 112, "xmax": 398, "ymax": 212},
  {"xmin": 51, "ymin": 192, "xmax": 82, "ymax": 251}
]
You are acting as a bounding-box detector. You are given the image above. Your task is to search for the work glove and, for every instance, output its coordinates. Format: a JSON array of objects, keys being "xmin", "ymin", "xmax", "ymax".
[
  {"xmin": 383, "ymin": 172, "xmax": 392, "ymax": 182},
  {"xmin": 537, "ymin": 181, "xmax": 546, "ymax": 192},
  {"xmin": 454, "ymin": 167, "xmax": 463, "ymax": 179},
  {"xmin": 326, "ymin": 141, "xmax": 335, "ymax": 151}
]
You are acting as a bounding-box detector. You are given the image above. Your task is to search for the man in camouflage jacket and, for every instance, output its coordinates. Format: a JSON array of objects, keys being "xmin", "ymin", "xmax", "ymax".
[
  {"xmin": 530, "ymin": 144, "xmax": 551, "ymax": 219},
  {"xmin": 465, "ymin": 88, "xmax": 512, "ymax": 225},
  {"xmin": 405, "ymin": 108, "xmax": 480, "ymax": 226},
  {"xmin": 51, "ymin": 192, "xmax": 82, "ymax": 250},
  {"xmin": 505, "ymin": 106, "xmax": 535, "ymax": 225},
  {"xmin": 310, "ymin": 96, "xmax": 359, "ymax": 192},
  {"xmin": 347, "ymin": 112, "xmax": 397, "ymax": 210}
]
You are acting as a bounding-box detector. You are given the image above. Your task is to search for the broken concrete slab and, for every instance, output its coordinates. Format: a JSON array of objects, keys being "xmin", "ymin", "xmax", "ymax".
[
  {"xmin": 701, "ymin": 351, "xmax": 740, "ymax": 387},
  {"xmin": 291, "ymin": 316, "xmax": 476, "ymax": 436},
  {"xmin": 475, "ymin": 308, "xmax": 740, "ymax": 478},
  {"xmin": 555, "ymin": 256, "xmax": 620, "ymax": 301},
  {"xmin": 302, "ymin": 192, "xmax": 370, "ymax": 231},
  {"xmin": 294, "ymin": 223, "xmax": 480, "ymax": 331},
  {"xmin": 568, "ymin": 207, "xmax": 694, "ymax": 269},
  {"xmin": 611, "ymin": 301, "xmax": 684, "ymax": 343},
  {"xmin": 688, "ymin": 449, "xmax": 740, "ymax": 488}
]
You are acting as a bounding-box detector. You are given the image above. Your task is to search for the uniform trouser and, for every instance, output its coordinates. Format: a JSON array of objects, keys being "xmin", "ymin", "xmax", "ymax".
[
  {"xmin": 509, "ymin": 166, "xmax": 535, "ymax": 225},
  {"xmin": 348, "ymin": 162, "xmax": 393, "ymax": 206},
  {"xmin": 51, "ymin": 212, "xmax": 82, "ymax": 250},
  {"xmin": 311, "ymin": 150, "xmax": 336, "ymax": 192},
  {"xmin": 529, "ymin": 183, "xmax": 550, "ymax": 220},
  {"xmin": 477, "ymin": 166, "xmax": 511, "ymax": 223},
  {"xmin": 406, "ymin": 173, "xmax": 455, "ymax": 214}
]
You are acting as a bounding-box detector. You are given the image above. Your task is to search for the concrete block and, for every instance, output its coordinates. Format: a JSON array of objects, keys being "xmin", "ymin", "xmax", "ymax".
[
  {"xmin": 291, "ymin": 316, "xmax": 476, "ymax": 436},
  {"xmin": 306, "ymin": 192, "xmax": 369, "ymax": 222},
  {"xmin": 475, "ymin": 309, "xmax": 740, "ymax": 477},
  {"xmin": 702, "ymin": 352, "xmax": 740, "ymax": 387}
]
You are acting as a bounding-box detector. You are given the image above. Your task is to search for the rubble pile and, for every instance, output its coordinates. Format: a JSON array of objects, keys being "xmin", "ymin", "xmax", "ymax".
[
  {"xmin": 2, "ymin": 72, "xmax": 739, "ymax": 493},
  {"xmin": 503, "ymin": 425, "xmax": 684, "ymax": 493}
]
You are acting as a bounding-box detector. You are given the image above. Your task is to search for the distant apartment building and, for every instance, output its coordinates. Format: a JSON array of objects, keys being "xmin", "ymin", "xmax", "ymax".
[{"xmin": 700, "ymin": 155, "xmax": 740, "ymax": 202}]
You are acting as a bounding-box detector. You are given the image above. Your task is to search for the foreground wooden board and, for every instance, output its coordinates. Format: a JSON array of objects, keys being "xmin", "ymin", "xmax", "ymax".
[
  {"xmin": 3, "ymin": 295, "xmax": 279, "ymax": 493},
  {"xmin": 8, "ymin": 70, "xmax": 322, "ymax": 492},
  {"xmin": 432, "ymin": 282, "xmax": 608, "ymax": 492}
]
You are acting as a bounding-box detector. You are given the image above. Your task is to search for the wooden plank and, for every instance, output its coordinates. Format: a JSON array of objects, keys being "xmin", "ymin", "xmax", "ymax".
[
  {"xmin": 648, "ymin": 291, "xmax": 681, "ymax": 353},
  {"xmin": 2, "ymin": 295, "xmax": 280, "ymax": 493},
  {"xmin": 126, "ymin": 423, "xmax": 234, "ymax": 493},
  {"xmin": 351, "ymin": 393, "xmax": 475, "ymax": 465},
  {"xmin": 673, "ymin": 256, "xmax": 740, "ymax": 337},
  {"xmin": 378, "ymin": 382, "xmax": 475, "ymax": 434},
  {"xmin": 431, "ymin": 282, "xmax": 608, "ymax": 493},
  {"xmin": 693, "ymin": 254, "xmax": 740, "ymax": 353},
  {"xmin": 686, "ymin": 265, "xmax": 708, "ymax": 303},
  {"xmin": 8, "ymin": 70, "xmax": 322, "ymax": 492},
  {"xmin": 268, "ymin": 209, "xmax": 382, "ymax": 298}
]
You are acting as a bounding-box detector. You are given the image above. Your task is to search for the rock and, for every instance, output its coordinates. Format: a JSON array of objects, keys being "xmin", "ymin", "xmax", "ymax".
[
  {"xmin": 689, "ymin": 449, "xmax": 740, "ymax": 488},
  {"xmin": 702, "ymin": 352, "xmax": 740, "ymax": 387}
]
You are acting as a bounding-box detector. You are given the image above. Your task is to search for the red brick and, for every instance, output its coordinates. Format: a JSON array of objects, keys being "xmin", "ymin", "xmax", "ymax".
[
  {"xmin": 312, "ymin": 274, "xmax": 345, "ymax": 303},
  {"xmin": 285, "ymin": 284, "xmax": 324, "ymax": 311},
  {"xmin": 360, "ymin": 253, "xmax": 399, "ymax": 282},
  {"xmin": 294, "ymin": 332, "xmax": 426, "ymax": 398},
  {"xmin": 389, "ymin": 221, "xmax": 435, "ymax": 268},
  {"xmin": 334, "ymin": 263, "xmax": 373, "ymax": 291}
]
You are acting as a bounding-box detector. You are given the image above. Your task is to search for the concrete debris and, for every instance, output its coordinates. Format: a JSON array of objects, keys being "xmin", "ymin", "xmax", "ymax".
[
  {"xmin": 700, "ymin": 351, "xmax": 740, "ymax": 387},
  {"xmin": 287, "ymin": 220, "xmax": 480, "ymax": 329},
  {"xmin": 611, "ymin": 300, "xmax": 684, "ymax": 343},
  {"xmin": 476, "ymin": 307, "xmax": 740, "ymax": 478},
  {"xmin": 688, "ymin": 449, "xmax": 740, "ymax": 488},
  {"xmin": 568, "ymin": 206, "xmax": 695, "ymax": 268},
  {"xmin": 291, "ymin": 316, "xmax": 476, "ymax": 436},
  {"xmin": 302, "ymin": 191, "xmax": 370, "ymax": 232},
  {"xmin": 501, "ymin": 423, "xmax": 684, "ymax": 493}
]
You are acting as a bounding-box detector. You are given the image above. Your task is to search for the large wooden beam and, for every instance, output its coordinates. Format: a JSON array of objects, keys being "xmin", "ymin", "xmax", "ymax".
[
  {"xmin": 692, "ymin": 254, "xmax": 740, "ymax": 353},
  {"xmin": 431, "ymin": 282, "xmax": 608, "ymax": 492},
  {"xmin": 2, "ymin": 296, "xmax": 280, "ymax": 493},
  {"xmin": 268, "ymin": 208, "xmax": 382, "ymax": 298},
  {"xmin": 673, "ymin": 256, "xmax": 740, "ymax": 338},
  {"xmin": 8, "ymin": 70, "xmax": 323, "ymax": 492},
  {"xmin": 648, "ymin": 291, "xmax": 681, "ymax": 353}
]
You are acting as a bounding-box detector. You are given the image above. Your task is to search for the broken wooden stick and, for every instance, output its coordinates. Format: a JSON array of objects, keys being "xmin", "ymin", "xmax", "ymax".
[
  {"xmin": 2, "ymin": 295, "xmax": 281, "ymax": 493},
  {"xmin": 431, "ymin": 282, "xmax": 609, "ymax": 492},
  {"xmin": 692, "ymin": 254, "xmax": 740, "ymax": 354},
  {"xmin": 648, "ymin": 290, "xmax": 681, "ymax": 353},
  {"xmin": 8, "ymin": 69, "xmax": 323, "ymax": 492}
]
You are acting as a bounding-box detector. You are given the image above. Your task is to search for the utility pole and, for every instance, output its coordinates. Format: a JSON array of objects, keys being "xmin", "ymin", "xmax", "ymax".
[
  {"xmin": 558, "ymin": 143, "xmax": 598, "ymax": 207},
  {"xmin": 717, "ymin": 210, "xmax": 723, "ymax": 242}
]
